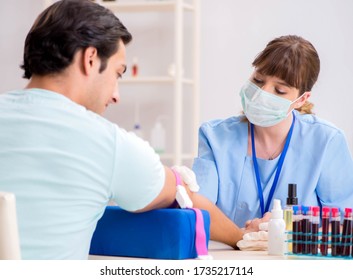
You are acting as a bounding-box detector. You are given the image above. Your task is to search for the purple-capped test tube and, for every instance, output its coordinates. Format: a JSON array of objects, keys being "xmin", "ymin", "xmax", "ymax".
[{"xmin": 301, "ymin": 206, "xmax": 312, "ymax": 254}]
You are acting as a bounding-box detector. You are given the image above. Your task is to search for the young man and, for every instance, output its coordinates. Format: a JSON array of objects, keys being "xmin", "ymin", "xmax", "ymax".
[{"xmin": 0, "ymin": 0, "xmax": 259, "ymax": 259}]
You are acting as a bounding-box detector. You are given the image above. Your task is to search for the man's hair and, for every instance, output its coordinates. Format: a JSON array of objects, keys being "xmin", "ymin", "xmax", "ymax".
[{"xmin": 21, "ymin": 0, "xmax": 132, "ymax": 79}]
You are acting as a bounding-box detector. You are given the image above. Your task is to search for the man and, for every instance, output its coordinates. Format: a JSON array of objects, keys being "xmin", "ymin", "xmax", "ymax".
[{"xmin": 0, "ymin": 0, "xmax": 260, "ymax": 259}]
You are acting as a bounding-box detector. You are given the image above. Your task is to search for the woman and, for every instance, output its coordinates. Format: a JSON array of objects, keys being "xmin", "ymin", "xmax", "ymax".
[{"xmin": 193, "ymin": 35, "xmax": 353, "ymax": 228}]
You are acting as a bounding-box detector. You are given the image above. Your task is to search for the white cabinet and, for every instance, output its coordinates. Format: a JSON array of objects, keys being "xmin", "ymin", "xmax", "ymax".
[{"xmin": 44, "ymin": 0, "xmax": 200, "ymax": 167}]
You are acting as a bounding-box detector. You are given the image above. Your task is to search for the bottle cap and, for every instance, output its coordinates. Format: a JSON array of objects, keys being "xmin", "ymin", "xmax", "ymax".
[
  {"xmin": 331, "ymin": 207, "xmax": 340, "ymax": 218},
  {"xmin": 271, "ymin": 199, "xmax": 283, "ymax": 219},
  {"xmin": 301, "ymin": 205, "xmax": 312, "ymax": 216},
  {"xmin": 312, "ymin": 206, "xmax": 320, "ymax": 217},
  {"xmin": 322, "ymin": 206, "xmax": 330, "ymax": 218},
  {"xmin": 292, "ymin": 205, "xmax": 301, "ymax": 215},
  {"xmin": 286, "ymin": 183, "xmax": 298, "ymax": 205},
  {"xmin": 344, "ymin": 208, "xmax": 352, "ymax": 218}
]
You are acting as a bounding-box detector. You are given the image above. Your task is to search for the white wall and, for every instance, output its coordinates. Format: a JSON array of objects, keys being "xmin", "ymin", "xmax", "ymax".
[
  {"xmin": 1, "ymin": 0, "xmax": 353, "ymax": 150},
  {"xmin": 199, "ymin": 0, "xmax": 353, "ymax": 151},
  {"xmin": 0, "ymin": 0, "xmax": 43, "ymax": 92}
]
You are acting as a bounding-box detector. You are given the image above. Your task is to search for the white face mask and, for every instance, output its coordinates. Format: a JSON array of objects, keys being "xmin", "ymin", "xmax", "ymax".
[{"xmin": 240, "ymin": 80, "xmax": 303, "ymax": 127}]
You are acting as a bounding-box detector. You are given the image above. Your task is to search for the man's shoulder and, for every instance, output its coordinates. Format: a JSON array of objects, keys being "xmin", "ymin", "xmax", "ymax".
[{"xmin": 1, "ymin": 87, "xmax": 119, "ymax": 136}]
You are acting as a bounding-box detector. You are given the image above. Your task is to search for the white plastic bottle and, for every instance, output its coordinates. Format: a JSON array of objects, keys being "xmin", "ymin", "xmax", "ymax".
[
  {"xmin": 150, "ymin": 119, "xmax": 166, "ymax": 154},
  {"xmin": 268, "ymin": 199, "xmax": 286, "ymax": 256}
]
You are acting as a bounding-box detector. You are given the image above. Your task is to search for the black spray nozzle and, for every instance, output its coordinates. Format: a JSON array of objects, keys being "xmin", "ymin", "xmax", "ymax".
[{"xmin": 286, "ymin": 183, "xmax": 298, "ymax": 205}]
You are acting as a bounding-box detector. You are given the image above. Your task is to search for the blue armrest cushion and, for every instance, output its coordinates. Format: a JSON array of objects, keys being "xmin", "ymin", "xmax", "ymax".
[{"xmin": 89, "ymin": 206, "xmax": 210, "ymax": 259}]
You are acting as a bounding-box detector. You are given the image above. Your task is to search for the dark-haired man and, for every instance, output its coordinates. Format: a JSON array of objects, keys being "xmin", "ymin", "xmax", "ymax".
[{"xmin": 0, "ymin": 0, "xmax": 255, "ymax": 259}]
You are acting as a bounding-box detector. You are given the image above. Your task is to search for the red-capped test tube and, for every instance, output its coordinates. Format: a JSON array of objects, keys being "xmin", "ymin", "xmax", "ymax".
[
  {"xmin": 311, "ymin": 206, "xmax": 320, "ymax": 255},
  {"xmin": 331, "ymin": 207, "xmax": 341, "ymax": 256},
  {"xmin": 341, "ymin": 208, "xmax": 352, "ymax": 256},
  {"xmin": 320, "ymin": 206, "xmax": 330, "ymax": 256}
]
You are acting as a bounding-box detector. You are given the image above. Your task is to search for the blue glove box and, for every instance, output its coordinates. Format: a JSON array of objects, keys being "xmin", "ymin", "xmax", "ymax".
[{"xmin": 89, "ymin": 206, "xmax": 210, "ymax": 259}]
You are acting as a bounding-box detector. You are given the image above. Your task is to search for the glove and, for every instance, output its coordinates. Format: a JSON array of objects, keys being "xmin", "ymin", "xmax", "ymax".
[
  {"xmin": 237, "ymin": 222, "xmax": 269, "ymax": 251},
  {"xmin": 172, "ymin": 166, "xmax": 200, "ymax": 192},
  {"xmin": 236, "ymin": 239, "xmax": 268, "ymax": 251},
  {"xmin": 243, "ymin": 230, "xmax": 268, "ymax": 241}
]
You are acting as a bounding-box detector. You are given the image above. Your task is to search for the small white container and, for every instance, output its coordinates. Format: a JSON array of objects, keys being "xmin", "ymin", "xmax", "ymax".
[
  {"xmin": 150, "ymin": 119, "xmax": 166, "ymax": 154},
  {"xmin": 268, "ymin": 199, "xmax": 286, "ymax": 256}
]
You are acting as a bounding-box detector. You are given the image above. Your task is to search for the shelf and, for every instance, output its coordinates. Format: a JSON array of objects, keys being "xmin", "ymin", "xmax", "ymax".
[
  {"xmin": 98, "ymin": 1, "xmax": 195, "ymax": 13},
  {"xmin": 159, "ymin": 153, "xmax": 195, "ymax": 160},
  {"xmin": 43, "ymin": 0, "xmax": 200, "ymax": 166},
  {"xmin": 97, "ymin": 0, "xmax": 200, "ymax": 166},
  {"xmin": 120, "ymin": 76, "xmax": 194, "ymax": 85}
]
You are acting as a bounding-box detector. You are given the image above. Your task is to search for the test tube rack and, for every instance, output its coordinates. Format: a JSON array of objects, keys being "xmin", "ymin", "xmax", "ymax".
[{"xmin": 285, "ymin": 205, "xmax": 353, "ymax": 259}]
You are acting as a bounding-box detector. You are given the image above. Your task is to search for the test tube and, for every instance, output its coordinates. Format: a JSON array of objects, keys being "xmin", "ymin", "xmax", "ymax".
[
  {"xmin": 320, "ymin": 206, "xmax": 330, "ymax": 256},
  {"xmin": 311, "ymin": 206, "xmax": 320, "ymax": 255},
  {"xmin": 292, "ymin": 205, "xmax": 302, "ymax": 254},
  {"xmin": 301, "ymin": 206, "xmax": 312, "ymax": 254},
  {"xmin": 341, "ymin": 208, "xmax": 352, "ymax": 257},
  {"xmin": 331, "ymin": 207, "xmax": 341, "ymax": 256}
]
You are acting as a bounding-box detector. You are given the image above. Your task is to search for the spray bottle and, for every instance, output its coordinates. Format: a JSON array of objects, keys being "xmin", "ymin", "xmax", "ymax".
[
  {"xmin": 284, "ymin": 183, "xmax": 298, "ymax": 252},
  {"xmin": 268, "ymin": 199, "xmax": 286, "ymax": 255}
]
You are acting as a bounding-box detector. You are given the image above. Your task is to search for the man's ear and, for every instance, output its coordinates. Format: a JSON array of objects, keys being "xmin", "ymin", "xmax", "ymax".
[{"xmin": 82, "ymin": 47, "xmax": 99, "ymax": 76}]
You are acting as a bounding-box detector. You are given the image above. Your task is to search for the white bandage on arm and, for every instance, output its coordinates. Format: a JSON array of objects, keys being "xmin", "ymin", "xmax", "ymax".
[{"xmin": 171, "ymin": 168, "xmax": 193, "ymax": 208}]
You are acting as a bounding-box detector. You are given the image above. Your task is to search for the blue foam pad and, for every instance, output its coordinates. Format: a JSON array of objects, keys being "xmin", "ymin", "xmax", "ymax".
[{"xmin": 89, "ymin": 206, "xmax": 210, "ymax": 259}]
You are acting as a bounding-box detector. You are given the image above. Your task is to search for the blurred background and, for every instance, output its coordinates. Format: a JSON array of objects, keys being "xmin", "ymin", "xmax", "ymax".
[{"xmin": 1, "ymin": 0, "xmax": 353, "ymax": 166}]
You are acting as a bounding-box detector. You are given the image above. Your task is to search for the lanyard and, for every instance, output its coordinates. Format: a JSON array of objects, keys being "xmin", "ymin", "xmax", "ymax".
[{"xmin": 250, "ymin": 112, "xmax": 296, "ymax": 216}]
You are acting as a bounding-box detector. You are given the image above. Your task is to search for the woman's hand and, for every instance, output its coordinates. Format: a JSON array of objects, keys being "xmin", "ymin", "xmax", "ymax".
[{"xmin": 244, "ymin": 212, "xmax": 271, "ymax": 233}]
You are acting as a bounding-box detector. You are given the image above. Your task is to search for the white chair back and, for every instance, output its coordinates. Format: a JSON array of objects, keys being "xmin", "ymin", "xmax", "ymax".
[{"xmin": 0, "ymin": 192, "xmax": 21, "ymax": 259}]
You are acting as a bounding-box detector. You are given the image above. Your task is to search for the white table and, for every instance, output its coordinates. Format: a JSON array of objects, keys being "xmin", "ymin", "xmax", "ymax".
[{"xmin": 88, "ymin": 241, "xmax": 312, "ymax": 260}]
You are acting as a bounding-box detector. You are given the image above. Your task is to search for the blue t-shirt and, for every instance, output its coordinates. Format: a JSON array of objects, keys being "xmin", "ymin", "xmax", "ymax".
[
  {"xmin": 193, "ymin": 110, "xmax": 353, "ymax": 227},
  {"xmin": 0, "ymin": 89, "xmax": 164, "ymax": 259}
]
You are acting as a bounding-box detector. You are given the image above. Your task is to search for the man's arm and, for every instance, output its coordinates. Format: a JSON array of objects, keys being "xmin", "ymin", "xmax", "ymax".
[
  {"xmin": 136, "ymin": 166, "xmax": 253, "ymax": 248},
  {"xmin": 134, "ymin": 166, "xmax": 177, "ymax": 212}
]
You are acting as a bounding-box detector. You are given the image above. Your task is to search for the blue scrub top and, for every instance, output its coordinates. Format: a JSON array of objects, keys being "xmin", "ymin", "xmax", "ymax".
[{"xmin": 192, "ymin": 110, "xmax": 353, "ymax": 227}]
